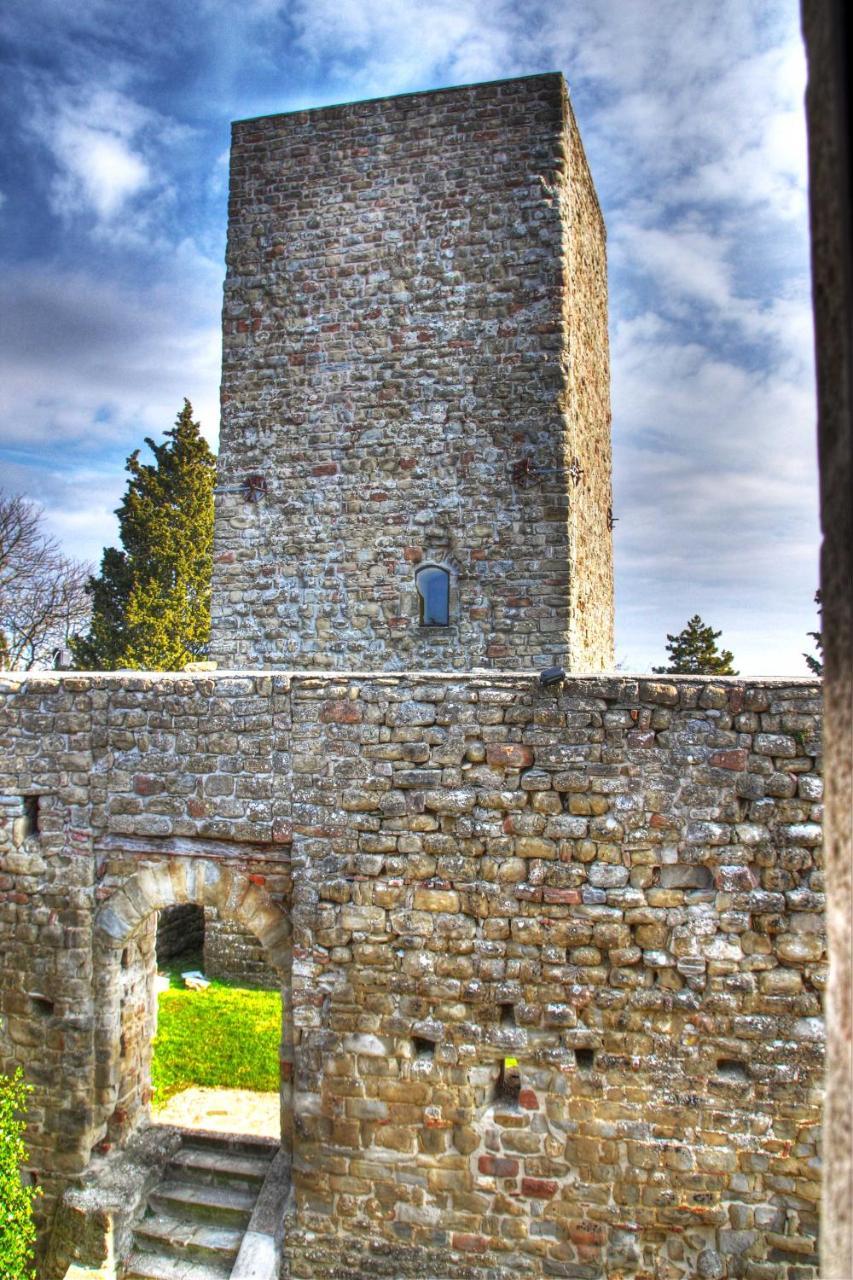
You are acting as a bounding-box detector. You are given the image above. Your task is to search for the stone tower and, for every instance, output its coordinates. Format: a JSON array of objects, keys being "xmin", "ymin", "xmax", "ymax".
[{"xmin": 211, "ymin": 73, "xmax": 614, "ymax": 671}]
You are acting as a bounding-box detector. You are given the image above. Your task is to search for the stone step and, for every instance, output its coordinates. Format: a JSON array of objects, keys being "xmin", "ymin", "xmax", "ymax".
[
  {"xmin": 173, "ymin": 1129, "xmax": 279, "ymax": 1162},
  {"xmin": 123, "ymin": 1248, "xmax": 232, "ymax": 1279},
  {"xmin": 133, "ymin": 1212, "xmax": 244, "ymax": 1266},
  {"xmin": 168, "ymin": 1145, "xmax": 273, "ymax": 1191},
  {"xmin": 121, "ymin": 1132, "xmax": 278, "ymax": 1279},
  {"xmin": 149, "ymin": 1179, "xmax": 256, "ymax": 1228}
]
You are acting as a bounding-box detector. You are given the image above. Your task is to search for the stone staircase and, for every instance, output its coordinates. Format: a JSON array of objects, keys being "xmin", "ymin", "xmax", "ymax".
[{"xmin": 121, "ymin": 1131, "xmax": 278, "ymax": 1279}]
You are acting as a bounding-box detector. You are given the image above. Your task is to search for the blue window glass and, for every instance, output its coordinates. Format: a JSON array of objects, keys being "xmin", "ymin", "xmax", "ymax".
[{"xmin": 415, "ymin": 565, "xmax": 450, "ymax": 626}]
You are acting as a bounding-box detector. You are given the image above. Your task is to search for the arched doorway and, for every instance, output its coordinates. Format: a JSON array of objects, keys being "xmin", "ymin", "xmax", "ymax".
[{"xmin": 92, "ymin": 857, "xmax": 293, "ymax": 1162}]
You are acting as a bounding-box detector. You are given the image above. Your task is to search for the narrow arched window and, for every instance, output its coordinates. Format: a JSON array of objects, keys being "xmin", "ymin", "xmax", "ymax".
[{"xmin": 415, "ymin": 565, "xmax": 450, "ymax": 626}]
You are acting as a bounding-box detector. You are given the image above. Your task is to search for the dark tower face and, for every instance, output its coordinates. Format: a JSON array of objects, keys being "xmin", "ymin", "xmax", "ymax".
[{"xmin": 211, "ymin": 73, "xmax": 614, "ymax": 671}]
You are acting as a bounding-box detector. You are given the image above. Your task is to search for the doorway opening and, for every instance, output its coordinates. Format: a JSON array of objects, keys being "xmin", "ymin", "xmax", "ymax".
[
  {"xmin": 93, "ymin": 858, "xmax": 293, "ymax": 1160},
  {"xmin": 151, "ymin": 904, "xmax": 282, "ymax": 1140}
]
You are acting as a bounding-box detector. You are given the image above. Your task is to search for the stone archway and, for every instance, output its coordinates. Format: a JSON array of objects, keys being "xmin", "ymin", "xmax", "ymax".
[{"xmin": 92, "ymin": 857, "xmax": 292, "ymax": 1159}]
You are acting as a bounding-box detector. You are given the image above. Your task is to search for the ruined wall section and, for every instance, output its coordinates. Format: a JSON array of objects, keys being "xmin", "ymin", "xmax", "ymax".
[
  {"xmin": 156, "ymin": 903, "xmax": 204, "ymax": 961},
  {"xmin": 0, "ymin": 675, "xmax": 98, "ymax": 1223},
  {"xmin": 288, "ymin": 674, "xmax": 825, "ymax": 1280},
  {"xmin": 0, "ymin": 673, "xmax": 294, "ymax": 1240},
  {"xmin": 0, "ymin": 672, "xmax": 825, "ymax": 1279},
  {"xmin": 212, "ymin": 74, "xmax": 613, "ymax": 672}
]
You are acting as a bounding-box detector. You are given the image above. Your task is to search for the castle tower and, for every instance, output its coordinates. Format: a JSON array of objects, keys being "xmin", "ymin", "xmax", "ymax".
[{"xmin": 210, "ymin": 73, "xmax": 614, "ymax": 671}]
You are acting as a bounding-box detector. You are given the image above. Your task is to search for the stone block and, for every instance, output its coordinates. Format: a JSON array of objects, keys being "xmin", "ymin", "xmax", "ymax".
[
  {"xmin": 413, "ymin": 889, "xmax": 460, "ymax": 913},
  {"xmin": 486, "ymin": 744, "xmax": 535, "ymax": 769},
  {"xmin": 522, "ymin": 1177, "xmax": 558, "ymax": 1198},
  {"xmin": 478, "ymin": 1155, "xmax": 519, "ymax": 1177}
]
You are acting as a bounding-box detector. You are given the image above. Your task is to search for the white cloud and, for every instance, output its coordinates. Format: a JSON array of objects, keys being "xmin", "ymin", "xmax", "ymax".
[
  {"xmin": 610, "ymin": 299, "xmax": 819, "ymax": 676},
  {"xmin": 0, "ymin": 455, "xmax": 123, "ymax": 568},
  {"xmin": 25, "ymin": 80, "xmax": 187, "ymax": 235},
  {"xmin": 54, "ymin": 122, "xmax": 150, "ymax": 221},
  {"xmin": 284, "ymin": 0, "xmax": 523, "ymax": 97},
  {"xmin": 0, "ymin": 263, "xmax": 221, "ymax": 456},
  {"xmin": 614, "ymin": 222, "xmax": 736, "ymax": 311}
]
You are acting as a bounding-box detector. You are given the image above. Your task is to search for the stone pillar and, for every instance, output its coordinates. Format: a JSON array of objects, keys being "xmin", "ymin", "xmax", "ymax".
[{"xmin": 801, "ymin": 1, "xmax": 853, "ymax": 1274}]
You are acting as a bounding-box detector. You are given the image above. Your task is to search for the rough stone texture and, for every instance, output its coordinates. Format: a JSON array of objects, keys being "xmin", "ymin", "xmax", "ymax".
[
  {"xmin": 801, "ymin": 2, "xmax": 853, "ymax": 1275},
  {"xmin": 204, "ymin": 906, "xmax": 280, "ymax": 989},
  {"xmin": 211, "ymin": 74, "xmax": 614, "ymax": 672},
  {"xmin": 1, "ymin": 65, "xmax": 840, "ymax": 1280},
  {"xmin": 0, "ymin": 670, "xmax": 826, "ymax": 1279},
  {"xmin": 45, "ymin": 1125, "xmax": 182, "ymax": 1279}
]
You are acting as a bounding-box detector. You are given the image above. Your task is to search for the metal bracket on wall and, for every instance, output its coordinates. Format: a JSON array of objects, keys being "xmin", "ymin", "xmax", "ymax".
[
  {"xmin": 567, "ymin": 456, "xmax": 584, "ymax": 487},
  {"xmin": 511, "ymin": 455, "xmax": 585, "ymax": 488},
  {"xmin": 214, "ymin": 474, "xmax": 268, "ymax": 502}
]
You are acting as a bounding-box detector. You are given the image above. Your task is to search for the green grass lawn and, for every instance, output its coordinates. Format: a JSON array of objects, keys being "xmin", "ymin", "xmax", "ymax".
[{"xmin": 151, "ymin": 968, "xmax": 281, "ymax": 1107}]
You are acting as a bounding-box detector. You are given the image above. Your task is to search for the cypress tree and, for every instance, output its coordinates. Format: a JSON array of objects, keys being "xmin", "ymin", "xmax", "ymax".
[
  {"xmin": 803, "ymin": 590, "xmax": 823, "ymax": 676},
  {"xmin": 73, "ymin": 401, "xmax": 215, "ymax": 670},
  {"xmin": 653, "ymin": 615, "xmax": 738, "ymax": 675}
]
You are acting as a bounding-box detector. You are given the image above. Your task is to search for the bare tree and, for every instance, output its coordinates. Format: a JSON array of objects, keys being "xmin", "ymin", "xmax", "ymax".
[{"xmin": 0, "ymin": 493, "xmax": 91, "ymax": 670}]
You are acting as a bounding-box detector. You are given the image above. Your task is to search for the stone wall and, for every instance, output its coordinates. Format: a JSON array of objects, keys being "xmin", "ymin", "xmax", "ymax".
[
  {"xmin": 285, "ymin": 672, "xmax": 825, "ymax": 1280},
  {"xmin": 156, "ymin": 900, "xmax": 279, "ymax": 988},
  {"xmin": 0, "ymin": 671, "xmax": 294, "ymax": 1246},
  {"xmin": 212, "ymin": 73, "xmax": 613, "ymax": 672},
  {"xmin": 203, "ymin": 907, "xmax": 280, "ymax": 989},
  {"xmin": 0, "ymin": 670, "xmax": 825, "ymax": 1279}
]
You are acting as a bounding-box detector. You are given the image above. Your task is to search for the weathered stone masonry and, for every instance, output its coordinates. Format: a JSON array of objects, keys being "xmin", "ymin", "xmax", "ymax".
[
  {"xmin": 0, "ymin": 670, "xmax": 825, "ymax": 1279},
  {"xmin": 212, "ymin": 74, "xmax": 614, "ymax": 673},
  {"xmin": 0, "ymin": 68, "xmax": 830, "ymax": 1280}
]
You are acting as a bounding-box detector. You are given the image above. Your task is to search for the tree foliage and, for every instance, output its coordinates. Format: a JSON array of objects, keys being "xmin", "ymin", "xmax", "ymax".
[
  {"xmin": 0, "ymin": 494, "xmax": 90, "ymax": 670},
  {"xmin": 0, "ymin": 1069, "xmax": 39, "ymax": 1280},
  {"xmin": 653, "ymin": 614, "xmax": 738, "ymax": 675},
  {"xmin": 803, "ymin": 590, "xmax": 823, "ymax": 676},
  {"xmin": 72, "ymin": 401, "xmax": 216, "ymax": 671}
]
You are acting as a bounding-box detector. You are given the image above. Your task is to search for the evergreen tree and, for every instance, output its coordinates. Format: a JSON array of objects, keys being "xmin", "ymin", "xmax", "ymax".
[
  {"xmin": 73, "ymin": 401, "xmax": 215, "ymax": 670},
  {"xmin": 653, "ymin": 614, "xmax": 738, "ymax": 675},
  {"xmin": 803, "ymin": 590, "xmax": 823, "ymax": 676}
]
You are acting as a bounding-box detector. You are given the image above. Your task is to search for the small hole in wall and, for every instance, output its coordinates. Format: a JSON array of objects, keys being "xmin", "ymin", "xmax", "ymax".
[
  {"xmin": 22, "ymin": 796, "xmax": 40, "ymax": 838},
  {"xmin": 495, "ymin": 1058, "xmax": 521, "ymax": 1104},
  {"xmin": 412, "ymin": 1037, "xmax": 435, "ymax": 1059},
  {"xmin": 121, "ymin": 948, "xmax": 130, "ymax": 969},
  {"xmin": 716, "ymin": 1059, "xmax": 749, "ymax": 1082},
  {"xmin": 575, "ymin": 1048, "xmax": 595, "ymax": 1072},
  {"xmin": 29, "ymin": 995, "xmax": 54, "ymax": 1017},
  {"xmin": 499, "ymin": 1003, "xmax": 516, "ymax": 1027}
]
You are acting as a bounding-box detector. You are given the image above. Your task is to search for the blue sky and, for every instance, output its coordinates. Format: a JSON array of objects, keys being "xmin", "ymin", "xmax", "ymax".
[{"xmin": 0, "ymin": 0, "xmax": 820, "ymax": 674}]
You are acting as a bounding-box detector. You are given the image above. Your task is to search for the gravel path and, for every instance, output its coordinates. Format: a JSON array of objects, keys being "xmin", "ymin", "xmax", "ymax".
[{"xmin": 153, "ymin": 1087, "xmax": 280, "ymax": 1139}]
